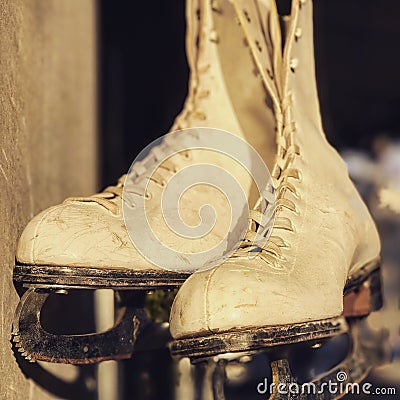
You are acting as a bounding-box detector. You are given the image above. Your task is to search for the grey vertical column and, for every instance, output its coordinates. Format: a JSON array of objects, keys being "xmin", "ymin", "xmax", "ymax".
[{"xmin": 0, "ymin": 0, "xmax": 97, "ymax": 399}]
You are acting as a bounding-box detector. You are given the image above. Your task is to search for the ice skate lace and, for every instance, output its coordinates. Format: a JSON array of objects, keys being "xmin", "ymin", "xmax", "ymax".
[
  {"xmin": 64, "ymin": 136, "xmax": 197, "ymax": 215},
  {"xmin": 233, "ymin": 95, "xmax": 301, "ymax": 269}
]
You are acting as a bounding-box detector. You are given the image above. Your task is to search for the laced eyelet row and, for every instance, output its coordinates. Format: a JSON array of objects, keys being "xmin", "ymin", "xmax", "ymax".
[
  {"xmin": 252, "ymin": 2, "xmax": 306, "ymax": 265},
  {"xmin": 185, "ymin": 5, "xmax": 219, "ymax": 124},
  {"xmin": 65, "ymin": 175, "xmax": 127, "ymax": 215},
  {"xmin": 290, "ymin": 1, "xmax": 304, "ymax": 71},
  {"xmin": 225, "ymin": 1, "xmax": 305, "ymax": 267},
  {"xmin": 234, "ymin": 92, "xmax": 301, "ymax": 266}
]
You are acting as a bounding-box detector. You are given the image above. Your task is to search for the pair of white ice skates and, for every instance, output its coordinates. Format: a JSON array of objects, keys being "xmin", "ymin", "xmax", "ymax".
[{"xmin": 12, "ymin": 0, "xmax": 388, "ymax": 396}]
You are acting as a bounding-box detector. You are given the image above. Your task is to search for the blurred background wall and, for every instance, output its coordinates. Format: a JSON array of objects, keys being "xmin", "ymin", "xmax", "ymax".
[{"xmin": 0, "ymin": 1, "xmax": 97, "ymax": 399}]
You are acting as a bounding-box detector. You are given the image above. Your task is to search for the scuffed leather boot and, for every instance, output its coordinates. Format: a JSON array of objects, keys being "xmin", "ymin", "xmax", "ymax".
[
  {"xmin": 170, "ymin": 0, "xmax": 382, "ymax": 362},
  {"xmin": 12, "ymin": 0, "xmax": 278, "ymax": 363}
]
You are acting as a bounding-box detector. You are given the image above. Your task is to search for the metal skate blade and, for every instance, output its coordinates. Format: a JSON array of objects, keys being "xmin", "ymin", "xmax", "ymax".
[{"xmin": 12, "ymin": 288, "xmax": 139, "ymax": 364}]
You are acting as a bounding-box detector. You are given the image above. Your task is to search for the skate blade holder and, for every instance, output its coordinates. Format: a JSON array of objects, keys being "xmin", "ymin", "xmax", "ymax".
[
  {"xmin": 11, "ymin": 285, "xmax": 145, "ymax": 364},
  {"xmin": 12, "ymin": 263, "xmax": 186, "ymax": 364}
]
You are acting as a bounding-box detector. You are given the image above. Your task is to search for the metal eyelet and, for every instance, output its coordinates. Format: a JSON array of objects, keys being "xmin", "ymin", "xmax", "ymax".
[
  {"xmin": 295, "ymin": 27, "xmax": 303, "ymax": 40},
  {"xmin": 198, "ymin": 89, "xmax": 210, "ymax": 99},
  {"xmin": 192, "ymin": 111, "xmax": 207, "ymax": 120},
  {"xmin": 145, "ymin": 192, "xmax": 152, "ymax": 200},
  {"xmin": 290, "ymin": 58, "xmax": 299, "ymax": 72},
  {"xmin": 209, "ymin": 30, "xmax": 219, "ymax": 43},
  {"xmin": 211, "ymin": 0, "xmax": 221, "ymax": 13},
  {"xmin": 198, "ymin": 63, "xmax": 211, "ymax": 73}
]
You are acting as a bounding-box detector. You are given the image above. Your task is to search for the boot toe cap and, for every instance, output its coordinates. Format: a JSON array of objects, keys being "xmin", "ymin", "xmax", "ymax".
[
  {"xmin": 16, "ymin": 201, "xmax": 146, "ymax": 269},
  {"xmin": 170, "ymin": 260, "xmax": 343, "ymax": 339},
  {"xmin": 17, "ymin": 205, "xmax": 63, "ymax": 264}
]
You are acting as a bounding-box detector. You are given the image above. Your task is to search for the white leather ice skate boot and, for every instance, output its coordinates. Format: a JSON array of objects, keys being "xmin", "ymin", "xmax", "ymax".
[
  {"xmin": 170, "ymin": 1, "xmax": 386, "ymax": 388},
  {"xmin": 13, "ymin": 0, "xmax": 278, "ymax": 363}
]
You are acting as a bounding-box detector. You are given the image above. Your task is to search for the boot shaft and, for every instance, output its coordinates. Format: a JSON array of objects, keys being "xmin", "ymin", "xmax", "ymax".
[
  {"xmin": 282, "ymin": 0, "xmax": 324, "ymax": 134},
  {"xmin": 230, "ymin": 0, "xmax": 380, "ymax": 275},
  {"xmin": 176, "ymin": 0, "xmax": 279, "ymax": 172}
]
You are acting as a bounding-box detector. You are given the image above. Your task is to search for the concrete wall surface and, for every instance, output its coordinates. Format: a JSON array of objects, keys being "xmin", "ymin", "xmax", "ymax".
[{"xmin": 0, "ymin": 1, "xmax": 97, "ymax": 398}]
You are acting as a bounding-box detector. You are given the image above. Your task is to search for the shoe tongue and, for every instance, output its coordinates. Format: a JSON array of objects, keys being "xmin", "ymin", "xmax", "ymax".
[
  {"xmin": 231, "ymin": 0, "xmax": 283, "ymax": 102},
  {"xmin": 258, "ymin": 0, "xmax": 284, "ymax": 94}
]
